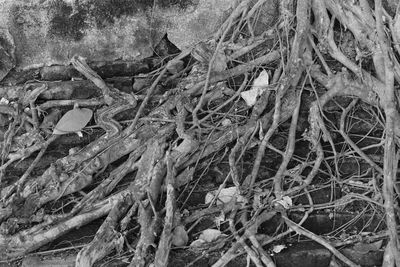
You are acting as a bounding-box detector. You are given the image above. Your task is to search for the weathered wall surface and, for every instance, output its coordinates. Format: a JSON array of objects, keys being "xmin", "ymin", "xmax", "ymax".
[{"xmin": 0, "ymin": 0, "xmax": 235, "ymax": 72}]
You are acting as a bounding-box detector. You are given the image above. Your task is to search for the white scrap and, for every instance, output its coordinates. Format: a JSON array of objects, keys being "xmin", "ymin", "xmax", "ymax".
[
  {"xmin": 240, "ymin": 70, "xmax": 269, "ymax": 106},
  {"xmin": 205, "ymin": 186, "xmax": 247, "ymax": 205},
  {"xmin": 272, "ymin": 244, "xmax": 287, "ymax": 253}
]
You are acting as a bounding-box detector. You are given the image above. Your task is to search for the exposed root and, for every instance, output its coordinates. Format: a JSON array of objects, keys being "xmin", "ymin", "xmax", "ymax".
[{"xmin": 1, "ymin": 0, "xmax": 400, "ymax": 266}]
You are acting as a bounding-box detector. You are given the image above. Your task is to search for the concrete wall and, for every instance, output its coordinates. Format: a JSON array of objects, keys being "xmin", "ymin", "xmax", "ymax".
[{"xmin": 0, "ymin": 0, "xmax": 235, "ymax": 72}]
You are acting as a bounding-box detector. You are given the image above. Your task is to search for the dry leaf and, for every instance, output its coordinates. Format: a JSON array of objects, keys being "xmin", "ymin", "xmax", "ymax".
[
  {"xmin": 172, "ymin": 225, "xmax": 189, "ymax": 247},
  {"xmin": 274, "ymin": 196, "xmax": 293, "ymax": 209},
  {"xmin": 205, "ymin": 186, "xmax": 246, "ymax": 205},
  {"xmin": 240, "ymin": 70, "xmax": 269, "ymax": 106},
  {"xmin": 272, "ymin": 244, "xmax": 287, "ymax": 253},
  {"xmin": 198, "ymin": 229, "xmax": 226, "ymax": 243},
  {"xmin": 53, "ymin": 106, "xmax": 92, "ymax": 136}
]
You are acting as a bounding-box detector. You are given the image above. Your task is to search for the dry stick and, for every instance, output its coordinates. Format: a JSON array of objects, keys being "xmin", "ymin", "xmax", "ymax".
[
  {"xmin": 214, "ymin": 189, "xmax": 315, "ymax": 267},
  {"xmin": 213, "ymin": 0, "xmax": 251, "ymax": 41},
  {"xmin": 1, "ymin": 135, "xmax": 58, "ymax": 201},
  {"xmin": 76, "ymin": 194, "xmax": 133, "ymax": 267},
  {"xmin": 244, "ymin": 0, "xmax": 269, "ymax": 40},
  {"xmin": 16, "ymin": 136, "xmax": 57, "ymax": 193},
  {"xmin": 191, "ymin": 3, "xmax": 239, "ymax": 128},
  {"xmin": 186, "ymin": 125, "xmax": 258, "ymax": 234},
  {"xmin": 225, "ymin": 74, "xmax": 249, "ymax": 187},
  {"xmin": 245, "ymin": 0, "xmax": 309, "ymax": 193},
  {"xmin": 0, "ymin": 188, "xmax": 130, "ymax": 259},
  {"xmin": 228, "ymin": 210, "xmax": 267, "ymax": 267},
  {"xmin": 283, "ymin": 217, "xmax": 360, "ymax": 267},
  {"xmin": 212, "ymin": 210, "xmax": 277, "ymax": 267},
  {"xmin": 0, "ymin": 115, "xmax": 18, "ymax": 166},
  {"xmin": 70, "ymin": 147, "xmax": 145, "ymax": 215},
  {"xmin": 39, "ymin": 98, "xmax": 104, "ymax": 110},
  {"xmin": 243, "ymin": 210, "xmax": 276, "ymax": 267},
  {"xmin": 339, "ymin": 99, "xmax": 383, "ymax": 174},
  {"xmin": 228, "ymin": 129, "xmax": 252, "ymax": 189},
  {"xmin": 29, "ymin": 101, "xmax": 40, "ymax": 129},
  {"xmin": 375, "ymin": 1, "xmax": 400, "ymax": 266},
  {"xmin": 244, "ymin": 84, "xmax": 282, "ymax": 190},
  {"xmin": 308, "ymin": 33, "xmax": 332, "ymax": 76},
  {"xmin": 245, "ymin": 0, "xmax": 269, "ymax": 22},
  {"xmin": 273, "ymin": 85, "xmax": 303, "ymax": 198},
  {"xmin": 125, "ymin": 50, "xmax": 190, "ymax": 135},
  {"xmin": 154, "ymin": 153, "xmax": 176, "ymax": 267},
  {"xmin": 307, "ymin": 67, "xmax": 341, "ymax": 180},
  {"xmin": 387, "ymin": 14, "xmax": 400, "ymax": 84},
  {"xmin": 71, "ymin": 56, "xmax": 112, "ymax": 104},
  {"xmin": 199, "ymin": 73, "xmax": 248, "ymax": 124},
  {"xmin": 186, "ymin": 50, "xmax": 281, "ymax": 96},
  {"xmin": 227, "ymin": 34, "xmax": 269, "ymax": 61},
  {"xmin": 286, "ymin": 117, "xmax": 324, "ymax": 195},
  {"xmin": 125, "ymin": 67, "xmax": 167, "ymax": 134}
]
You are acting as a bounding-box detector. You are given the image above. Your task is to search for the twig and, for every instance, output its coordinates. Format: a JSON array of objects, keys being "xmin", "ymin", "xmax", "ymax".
[
  {"xmin": 339, "ymin": 99, "xmax": 383, "ymax": 174},
  {"xmin": 154, "ymin": 152, "xmax": 176, "ymax": 267},
  {"xmin": 273, "ymin": 85, "xmax": 302, "ymax": 198},
  {"xmin": 125, "ymin": 50, "xmax": 190, "ymax": 135},
  {"xmin": 228, "ymin": 209, "xmax": 266, "ymax": 267},
  {"xmin": 16, "ymin": 137, "xmax": 55, "ymax": 194},
  {"xmin": 199, "ymin": 73, "xmax": 248, "ymax": 124},
  {"xmin": 375, "ymin": 1, "xmax": 400, "ymax": 266},
  {"xmin": 283, "ymin": 216, "xmax": 360, "ymax": 267},
  {"xmin": 71, "ymin": 55, "xmax": 112, "ymax": 105},
  {"xmin": 191, "ymin": 5, "xmax": 236, "ymax": 128}
]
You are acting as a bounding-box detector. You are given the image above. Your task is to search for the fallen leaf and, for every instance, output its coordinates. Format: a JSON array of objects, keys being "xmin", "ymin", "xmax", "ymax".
[
  {"xmin": 198, "ymin": 229, "xmax": 226, "ymax": 243},
  {"xmin": 189, "ymin": 239, "xmax": 206, "ymax": 248},
  {"xmin": 53, "ymin": 106, "xmax": 92, "ymax": 136},
  {"xmin": 252, "ymin": 70, "xmax": 269, "ymax": 89},
  {"xmin": 274, "ymin": 196, "xmax": 293, "ymax": 209},
  {"xmin": 172, "ymin": 225, "xmax": 189, "ymax": 247},
  {"xmin": 272, "ymin": 244, "xmax": 287, "ymax": 253},
  {"xmin": 205, "ymin": 186, "xmax": 247, "ymax": 205},
  {"xmin": 240, "ymin": 70, "xmax": 270, "ymax": 107},
  {"xmin": 221, "ymin": 118, "xmax": 232, "ymax": 126}
]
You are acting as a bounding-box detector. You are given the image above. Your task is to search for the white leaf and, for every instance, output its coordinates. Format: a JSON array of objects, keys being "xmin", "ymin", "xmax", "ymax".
[
  {"xmin": 53, "ymin": 107, "xmax": 92, "ymax": 135},
  {"xmin": 274, "ymin": 196, "xmax": 293, "ymax": 209},
  {"xmin": 199, "ymin": 229, "xmax": 226, "ymax": 243},
  {"xmin": 205, "ymin": 186, "xmax": 246, "ymax": 205},
  {"xmin": 252, "ymin": 70, "xmax": 269, "ymax": 89},
  {"xmin": 172, "ymin": 225, "xmax": 189, "ymax": 247},
  {"xmin": 221, "ymin": 118, "xmax": 232, "ymax": 126},
  {"xmin": 240, "ymin": 88, "xmax": 262, "ymax": 107},
  {"xmin": 0, "ymin": 98, "xmax": 9, "ymax": 104},
  {"xmin": 240, "ymin": 70, "xmax": 269, "ymax": 107},
  {"xmin": 272, "ymin": 244, "xmax": 286, "ymax": 253},
  {"xmin": 189, "ymin": 239, "xmax": 206, "ymax": 247}
]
